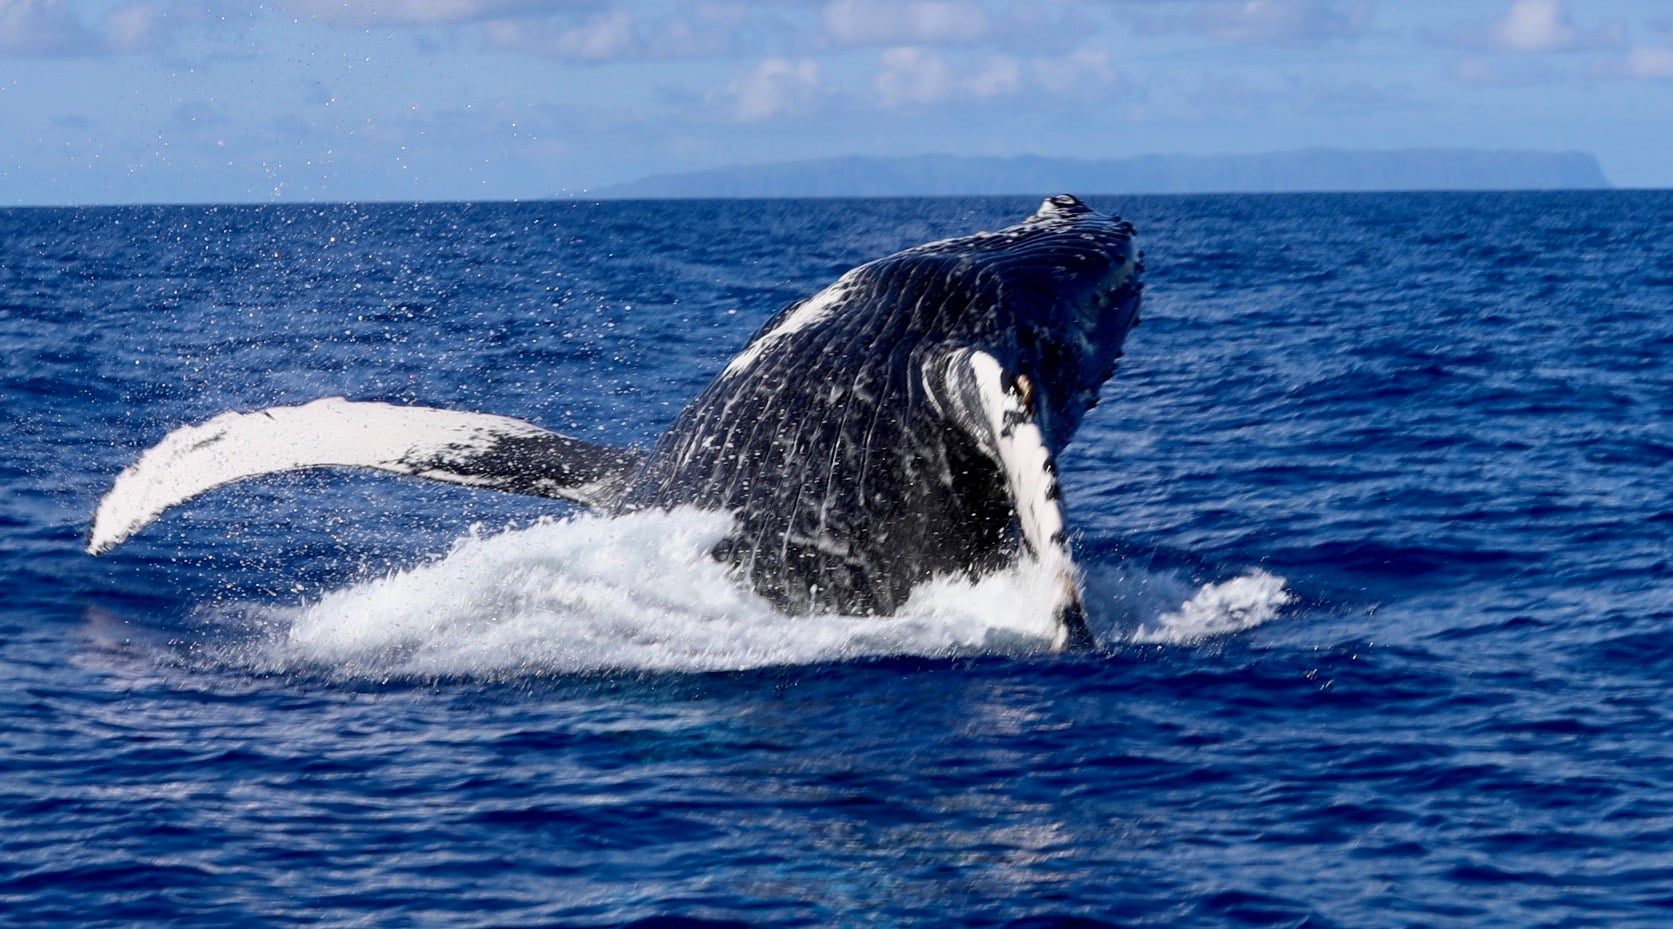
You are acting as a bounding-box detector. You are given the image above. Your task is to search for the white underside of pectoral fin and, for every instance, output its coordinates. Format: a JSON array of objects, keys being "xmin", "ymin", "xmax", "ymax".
[
  {"xmin": 87, "ymin": 397, "xmax": 635, "ymax": 555},
  {"xmin": 933, "ymin": 349, "xmax": 1087, "ymax": 650}
]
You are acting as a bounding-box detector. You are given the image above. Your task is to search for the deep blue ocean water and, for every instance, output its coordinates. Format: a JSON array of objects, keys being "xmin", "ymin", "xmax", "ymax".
[{"xmin": 2, "ymin": 191, "xmax": 1670, "ymax": 927}]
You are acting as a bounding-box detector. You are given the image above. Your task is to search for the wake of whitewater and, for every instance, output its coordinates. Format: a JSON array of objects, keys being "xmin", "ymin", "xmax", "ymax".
[{"xmin": 214, "ymin": 510, "xmax": 1292, "ymax": 678}]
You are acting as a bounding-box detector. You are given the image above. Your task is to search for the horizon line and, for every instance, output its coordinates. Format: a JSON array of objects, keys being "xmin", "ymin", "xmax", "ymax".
[{"xmin": 6, "ymin": 186, "xmax": 1662, "ymax": 212}]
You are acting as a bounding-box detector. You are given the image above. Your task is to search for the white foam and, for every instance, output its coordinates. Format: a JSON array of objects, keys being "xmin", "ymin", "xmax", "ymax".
[
  {"xmin": 1128, "ymin": 569, "xmax": 1294, "ymax": 645},
  {"xmin": 236, "ymin": 509, "xmax": 1066, "ymax": 679},
  {"xmin": 203, "ymin": 512, "xmax": 1293, "ymax": 680}
]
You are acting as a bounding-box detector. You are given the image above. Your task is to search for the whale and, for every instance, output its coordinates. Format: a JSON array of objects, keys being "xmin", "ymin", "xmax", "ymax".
[{"xmin": 88, "ymin": 195, "xmax": 1143, "ymax": 650}]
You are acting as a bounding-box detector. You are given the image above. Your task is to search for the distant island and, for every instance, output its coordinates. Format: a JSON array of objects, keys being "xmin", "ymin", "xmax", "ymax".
[{"xmin": 599, "ymin": 149, "xmax": 1609, "ymax": 199}]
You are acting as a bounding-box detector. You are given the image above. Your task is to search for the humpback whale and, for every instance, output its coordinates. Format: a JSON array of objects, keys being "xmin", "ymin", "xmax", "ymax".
[{"xmin": 89, "ymin": 195, "xmax": 1143, "ymax": 650}]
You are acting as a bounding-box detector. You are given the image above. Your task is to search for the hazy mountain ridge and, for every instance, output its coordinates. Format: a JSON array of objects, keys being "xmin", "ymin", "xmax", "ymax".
[{"xmin": 600, "ymin": 149, "xmax": 1609, "ymax": 198}]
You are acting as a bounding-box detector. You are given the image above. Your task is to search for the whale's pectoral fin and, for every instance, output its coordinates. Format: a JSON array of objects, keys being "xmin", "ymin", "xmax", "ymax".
[
  {"xmin": 88, "ymin": 397, "xmax": 642, "ymax": 555},
  {"xmin": 927, "ymin": 349, "xmax": 1094, "ymax": 651}
]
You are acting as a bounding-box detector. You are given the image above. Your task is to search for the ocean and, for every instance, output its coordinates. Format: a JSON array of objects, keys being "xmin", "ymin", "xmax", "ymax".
[{"xmin": 2, "ymin": 191, "xmax": 1669, "ymax": 926}]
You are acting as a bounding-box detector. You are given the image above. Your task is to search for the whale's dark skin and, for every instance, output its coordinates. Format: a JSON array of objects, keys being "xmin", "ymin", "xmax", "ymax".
[
  {"xmin": 89, "ymin": 195, "xmax": 1142, "ymax": 649},
  {"xmin": 616, "ymin": 196, "xmax": 1143, "ymax": 621}
]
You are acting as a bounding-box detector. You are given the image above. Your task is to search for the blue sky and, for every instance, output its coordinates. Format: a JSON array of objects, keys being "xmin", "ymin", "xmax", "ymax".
[{"xmin": 2, "ymin": 0, "xmax": 1670, "ymax": 204}]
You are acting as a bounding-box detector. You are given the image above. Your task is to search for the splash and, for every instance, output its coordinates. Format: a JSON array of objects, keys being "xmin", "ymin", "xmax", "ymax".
[
  {"xmin": 1127, "ymin": 569, "xmax": 1294, "ymax": 645},
  {"xmin": 240, "ymin": 509, "xmax": 1067, "ymax": 678},
  {"xmin": 207, "ymin": 511, "xmax": 1293, "ymax": 679}
]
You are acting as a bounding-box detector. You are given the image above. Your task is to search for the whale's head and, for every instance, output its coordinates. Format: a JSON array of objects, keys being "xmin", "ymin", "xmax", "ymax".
[
  {"xmin": 977, "ymin": 194, "xmax": 1144, "ymax": 451},
  {"xmin": 717, "ymin": 193, "xmax": 1140, "ymax": 456}
]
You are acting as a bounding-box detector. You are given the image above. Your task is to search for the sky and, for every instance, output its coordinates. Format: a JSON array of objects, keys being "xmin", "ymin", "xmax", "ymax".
[{"xmin": 1, "ymin": 0, "xmax": 1670, "ymax": 204}]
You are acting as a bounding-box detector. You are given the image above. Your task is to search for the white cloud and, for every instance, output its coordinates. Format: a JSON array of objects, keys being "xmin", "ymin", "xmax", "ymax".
[
  {"xmin": 874, "ymin": 46, "xmax": 957, "ymax": 106},
  {"xmin": 727, "ymin": 57, "xmax": 821, "ymax": 122},
  {"xmin": 1436, "ymin": 0, "xmax": 1625, "ymax": 54},
  {"xmin": 485, "ymin": 9, "xmax": 634, "ymax": 59},
  {"xmin": 0, "ymin": 0, "xmax": 175, "ymax": 57},
  {"xmin": 872, "ymin": 47, "xmax": 1038, "ymax": 107},
  {"xmin": 870, "ymin": 43, "xmax": 1124, "ymax": 109},
  {"xmin": 1425, "ymin": 0, "xmax": 1619, "ymax": 57},
  {"xmin": 1489, "ymin": 0, "xmax": 1578, "ymax": 52},
  {"xmin": 1031, "ymin": 45, "xmax": 1114, "ymax": 95},
  {"xmin": 0, "ymin": 0, "xmax": 94, "ymax": 55},
  {"xmin": 1625, "ymin": 45, "xmax": 1673, "ymax": 80},
  {"xmin": 823, "ymin": 0, "xmax": 990, "ymax": 47},
  {"xmin": 1157, "ymin": 0, "xmax": 1372, "ymax": 47},
  {"xmin": 481, "ymin": 5, "xmax": 790, "ymax": 62},
  {"xmin": 103, "ymin": 3, "xmax": 166, "ymax": 52},
  {"xmin": 283, "ymin": 0, "xmax": 555, "ymax": 27},
  {"xmin": 274, "ymin": 1, "xmax": 1070, "ymax": 62},
  {"xmin": 967, "ymin": 54, "xmax": 1021, "ymax": 98}
]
